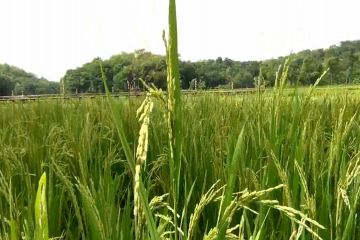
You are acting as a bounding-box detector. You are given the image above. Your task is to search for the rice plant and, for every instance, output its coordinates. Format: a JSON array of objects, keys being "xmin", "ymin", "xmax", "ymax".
[{"xmin": 0, "ymin": 0, "xmax": 360, "ymax": 239}]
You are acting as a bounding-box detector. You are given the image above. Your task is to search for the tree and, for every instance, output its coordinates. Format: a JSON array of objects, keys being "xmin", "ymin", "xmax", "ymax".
[
  {"xmin": 0, "ymin": 74, "xmax": 14, "ymax": 96},
  {"xmin": 0, "ymin": 64, "xmax": 59, "ymax": 95},
  {"xmin": 61, "ymin": 40, "xmax": 360, "ymax": 92},
  {"xmin": 14, "ymin": 82, "xmax": 24, "ymax": 95}
]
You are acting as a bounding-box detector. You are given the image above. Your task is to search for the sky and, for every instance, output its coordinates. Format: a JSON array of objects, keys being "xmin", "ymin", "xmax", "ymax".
[{"xmin": 0, "ymin": 0, "xmax": 359, "ymax": 82}]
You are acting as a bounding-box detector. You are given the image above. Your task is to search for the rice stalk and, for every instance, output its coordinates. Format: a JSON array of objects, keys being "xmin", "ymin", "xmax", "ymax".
[
  {"xmin": 163, "ymin": 0, "xmax": 182, "ymax": 238},
  {"xmin": 34, "ymin": 172, "xmax": 48, "ymax": 240},
  {"xmin": 134, "ymin": 94, "xmax": 154, "ymax": 239}
]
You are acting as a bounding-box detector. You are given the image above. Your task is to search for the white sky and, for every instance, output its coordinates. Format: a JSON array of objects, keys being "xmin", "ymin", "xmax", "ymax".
[{"xmin": 0, "ymin": 0, "xmax": 359, "ymax": 81}]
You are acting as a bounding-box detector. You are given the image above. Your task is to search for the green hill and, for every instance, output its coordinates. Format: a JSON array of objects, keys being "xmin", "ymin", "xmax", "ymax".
[
  {"xmin": 0, "ymin": 64, "xmax": 59, "ymax": 96},
  {"xmin": 62, "ymin": 40, "xmax": 360, "ymax": 93}
]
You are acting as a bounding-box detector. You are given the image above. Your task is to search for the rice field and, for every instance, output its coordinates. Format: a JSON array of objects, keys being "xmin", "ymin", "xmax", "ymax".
[
  {"xmin": 0, "ymin": 84, "xmax": 360, "ymax": 239},
  {"xmin": 1, "ymin": 0, "xmax": 360, "ymax": 239}
]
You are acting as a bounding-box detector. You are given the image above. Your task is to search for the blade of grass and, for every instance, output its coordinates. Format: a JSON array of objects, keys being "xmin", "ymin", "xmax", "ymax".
[
  {"xmin": 34, "ymin": 172, "xmax": 48, "ymax": 240},
  {"xmin": 217, "ymin": 127, "xmax": 245, "ymax": 240}
]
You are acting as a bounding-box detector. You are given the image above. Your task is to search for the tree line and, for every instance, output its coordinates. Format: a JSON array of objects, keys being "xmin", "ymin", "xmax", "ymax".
[
  {"xmin": 1, "ymin": 39, "xmax": 360, "ymax": 96},
  {"xmin": 0, "ymin": 64, "xmax": 59, "ymax": 96},
  {"xmin": 62, "ymin": 40, "xmax": 360, "ymax": 93}
]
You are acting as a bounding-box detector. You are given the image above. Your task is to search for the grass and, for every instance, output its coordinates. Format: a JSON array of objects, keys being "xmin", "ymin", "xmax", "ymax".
[
  {"xmin": 1, "ymin": 0, "xmax": 360, "ymax": 239},
  {"xmin": 1, "ymin": 87, "xmax": 360, "ymax": 239}
]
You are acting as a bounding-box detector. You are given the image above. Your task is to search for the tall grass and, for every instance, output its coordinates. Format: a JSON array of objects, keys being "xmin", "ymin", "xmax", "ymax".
[
  {"xmin": 1, "ymin": 86, "xmax": 360, "ymax": 239},
  {"xmin": 1, "ymin": 0, "xmax": 360, "ymax": 239}
]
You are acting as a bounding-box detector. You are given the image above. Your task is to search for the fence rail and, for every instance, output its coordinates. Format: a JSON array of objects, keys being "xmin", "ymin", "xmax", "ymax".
[{"xmin": 0, "ymin": 89, "xmax": 257, "ymax": 102}]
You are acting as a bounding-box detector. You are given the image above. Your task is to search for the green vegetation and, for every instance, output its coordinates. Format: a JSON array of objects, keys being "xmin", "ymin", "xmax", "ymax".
[
  {"xmin": 62, "ymin": 40, "xmax": 360, "ymax": 94},
  {"xmin": 1, "ymin": 85, "xmax": 360, "ymax": 239},
  {"xmin": 0, "ymin": 64, "xmax": 59, "ymax": 96},
  {"xmin": 1, "ymin": 0, "xmax": 360, "ymax": 239}
]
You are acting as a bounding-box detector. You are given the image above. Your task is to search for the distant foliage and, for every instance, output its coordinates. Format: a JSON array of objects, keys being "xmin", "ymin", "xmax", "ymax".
[
  {"xmin": 0, "ymin": 64, "xmax": 59, "ymax": 96},
  {"xmin": 62, "ymin": 50, "xmax": 167, "ymax": 94},
  {"xmin": 60, "ymin": 39, "xmax": 360, "ymax": 93}
]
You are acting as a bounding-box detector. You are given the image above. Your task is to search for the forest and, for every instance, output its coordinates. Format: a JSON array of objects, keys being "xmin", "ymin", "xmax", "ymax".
[
  {"xmin": 0, "ymin": 64, "xmax": 59, "ymax": 96},
  {"xmin": 62, "ymin": 40, "xmax": 360, "ymax": 93},
  {"xmin": 1, "ymin": 40, "xmax": 360, "ymax": 96}
]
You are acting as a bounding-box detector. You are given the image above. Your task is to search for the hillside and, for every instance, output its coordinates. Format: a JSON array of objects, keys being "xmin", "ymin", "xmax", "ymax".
[
  {"xmin": 62, "ymin": 40, "xmax": 360, "ymax": 93},
  {"xmin": 0, "ymin": 64, "xmax": 59, "ymax": 96}
]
